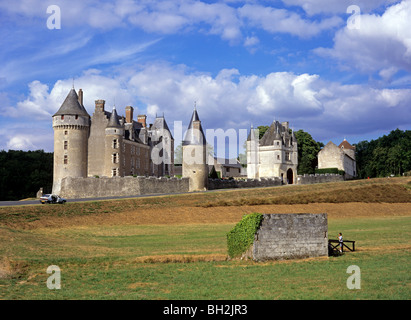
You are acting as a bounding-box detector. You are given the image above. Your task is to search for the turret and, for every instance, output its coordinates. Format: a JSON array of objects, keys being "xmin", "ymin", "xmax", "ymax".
[
  {"xmin": 246, "ymin": 124, "xmax": 259, "ymax": 179},
  {"xmin": 182, "ymin": 107, "xmax": 208, "ymax": 191},
  {"xmin": 52, "ymin": 88, "xmax": 90, "ymax": 194},
  {"xmin": 104, "ymin": 106, "xmax": 124, "ymax": 177}
]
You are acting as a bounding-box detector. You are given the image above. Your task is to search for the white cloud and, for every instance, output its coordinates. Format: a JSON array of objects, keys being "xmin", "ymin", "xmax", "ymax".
[
  {"xmin": 238, "ymin": 4, "xmax": 343, "ymax": 38},
  {"xmin": 314, "ymin": 0, "xmax": 411, "ymax": 75},
  {"xmin": 5, "ymin": 63, "xmax": 411, "ymax": 151},
  {"xmin": 281, "ymin": 0, "xmax": 401, "ymax": 15}
]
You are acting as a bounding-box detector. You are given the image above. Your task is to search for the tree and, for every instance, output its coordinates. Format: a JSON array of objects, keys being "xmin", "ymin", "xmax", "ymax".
[
  {"xmin": 294, "ymin": 130, "xmax": 323, "ymax": 175},
  {"xmin": 354, "ymin": 129, "xmax": 411, "ymax": 178},
  {"xmin": 0, "ymin": 150, "xmax": 54, "ymax": 201}
]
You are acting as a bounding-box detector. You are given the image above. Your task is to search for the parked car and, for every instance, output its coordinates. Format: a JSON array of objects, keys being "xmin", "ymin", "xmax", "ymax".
[{"xmin": 40, "ymin": 194, "xmax": 67, "ymax": 204}]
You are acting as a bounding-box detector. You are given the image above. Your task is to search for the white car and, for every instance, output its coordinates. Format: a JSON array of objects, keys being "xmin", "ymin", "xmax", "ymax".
[{"xmin": 40, "ymin": 194, "xmax": 67, "ymax": 204}]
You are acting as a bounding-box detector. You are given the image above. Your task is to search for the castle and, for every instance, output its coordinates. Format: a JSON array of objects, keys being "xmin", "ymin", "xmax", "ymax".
[
  {"xmin": 246, "ymin": 120, "xmax": 298, "ymax": 184},
  {"xmin": 52, "ymin": 88, "xmax": 175, "ymax": 194},
  {"xmin": 52, "ymin": 88, "xmax": 347, "ymax": 198}
]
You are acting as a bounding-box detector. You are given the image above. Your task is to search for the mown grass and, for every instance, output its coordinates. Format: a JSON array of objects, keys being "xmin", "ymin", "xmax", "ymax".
[{"xmin": 1, "ymin": 216, "xmax": 410, "ymax": 300}]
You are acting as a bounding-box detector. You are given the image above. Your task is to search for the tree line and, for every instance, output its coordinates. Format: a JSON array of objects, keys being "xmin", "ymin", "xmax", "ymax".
[
  {"xmin": 355, "ymin": 129, "xmax": 411, "ymax": 178},
  {"xmin": 1, "ymin": 129, "xmax": 409, "ymax": 200},
  {"xmin": 0, "ymin": 150, "xmax": 53, "ymax": 201}
]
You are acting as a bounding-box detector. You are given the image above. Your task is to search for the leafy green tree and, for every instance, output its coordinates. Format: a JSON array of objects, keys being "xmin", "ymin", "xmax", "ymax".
[
  {"xmin": 294, "ymin": 130, "xmax": 323, "ymax": 175},
  {"xmin": 0, "ymin": 150, "xmax": 53, "ymax": 201},
  {"xmin": 354, "ymin": 129, "xmax": 411, "ymax": 178}
]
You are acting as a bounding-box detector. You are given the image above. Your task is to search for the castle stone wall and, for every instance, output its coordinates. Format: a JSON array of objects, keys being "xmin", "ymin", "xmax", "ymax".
[
  {"xmin": 252, "ymin": 213, "xmax": 328, "ymax": 261},
  {"xmin": 59, "ymin": 176, "xmax": 189, "ymax": 199},
  {"xmin": 208, "ymin": 177, "xmax": 282, "ymax": 190},
  {"xmin": 297, "ymin": 173, "xmax": 344, "ymax": 185}
]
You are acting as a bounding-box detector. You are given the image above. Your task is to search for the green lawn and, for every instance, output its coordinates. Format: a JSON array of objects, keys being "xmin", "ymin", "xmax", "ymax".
[{"xmin": 1, "ymin": 217, "xmax": 410, "ymax": 300}]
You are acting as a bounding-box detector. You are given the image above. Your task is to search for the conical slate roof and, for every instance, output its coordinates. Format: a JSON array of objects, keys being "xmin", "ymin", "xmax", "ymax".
[
  {"xmin": 107, "ymin": 107, "xmax": 122, "ymax": 128},
  {"xmin": 53, "ymin": 88, "xmax": 89, "ymax": 117},
  {"xmin": 183, "ymin": 108, "xmax": 206, "ymax": 146}
]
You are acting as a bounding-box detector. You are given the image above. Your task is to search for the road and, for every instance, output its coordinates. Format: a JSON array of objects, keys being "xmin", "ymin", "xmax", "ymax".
[{"xmin": 0, "ymin": 188, "xmax": 241, "ymax": 207}]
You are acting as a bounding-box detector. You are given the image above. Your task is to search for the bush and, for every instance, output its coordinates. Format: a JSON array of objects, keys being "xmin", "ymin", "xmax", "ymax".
[
  {"xmin": 226, "ymin": 213, "xmax": 263, "ymax": 258},
  {"xmin": 315, "ymin": 168, "xmax": 345, "ymax": 175}
]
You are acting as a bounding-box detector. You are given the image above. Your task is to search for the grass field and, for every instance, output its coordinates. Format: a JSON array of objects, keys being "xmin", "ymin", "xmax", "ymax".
[{"xmin": 1, "ymin": 177, "xmax": 410, "ymax": 300}]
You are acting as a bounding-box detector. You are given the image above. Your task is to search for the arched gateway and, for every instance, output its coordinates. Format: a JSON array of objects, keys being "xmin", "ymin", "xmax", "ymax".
[{"xmin": 287, "ymin": 168, "xmax": 294, "ymax": 184}]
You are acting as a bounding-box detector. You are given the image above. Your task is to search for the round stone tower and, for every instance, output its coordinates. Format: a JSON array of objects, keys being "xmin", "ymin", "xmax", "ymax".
[
  {"xmin": 52, "ymin": 88, "xmax": 90, "ymax": 194},
  {"xmin": 104, "ymin": 106, "xmax": 124, "ymax": 177},
  {"xmin": 182, "ymin": 107, "xmax": 208, "ymax": 192}
]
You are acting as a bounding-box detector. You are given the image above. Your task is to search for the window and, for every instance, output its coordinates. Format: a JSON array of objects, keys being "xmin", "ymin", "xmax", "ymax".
[
  {"xmin": 112, "ymin": 153, "xmax": 118, "ymax": 164},
  {"xmin": 113, "ymin": 139, "xmax": 118, "ymax": 149},
  {"xmin": 63, "ymin": 155, "xmax": 68, "ymax": 165},
  {"xmin": 75, "ymin": 115, "xmax": 78, "ymax": 120},
  {"xmin": 285, "ymin": 152, "xmax": 290, "ymax": 161},
  {"xmin": 64, "ymin": 141, "xmax": 68, "ymax": 150},
  {"xmin": 277, "ymin": 155, "xmax": 280, "ymax": 160},
  {"xmin": 61, "ymin": 115, "xmax": 64, "ymax": 120},
  {"xmin": 112, "ymin": 168, "xmax": 117, "ymax": 177},
  {"xmin": 64, "ymin": 130, "xmax": 68, "ymax": 135}
]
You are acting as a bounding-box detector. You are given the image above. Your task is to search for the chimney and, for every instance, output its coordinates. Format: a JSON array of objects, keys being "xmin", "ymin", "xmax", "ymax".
[
  {"xmin": 138, "ymin": 115, "xmax": 147, "ymax": 128},
  {"xmin": 78, "ymin": 89, "xmax": 83, "ymax": 106},
  {"xmin": 125, "ymin": 106, "xmax": 134, "ymax": 123},
  {"xmin": 95, "ymin": 99, "xmax": 105, "ymax": 112}
]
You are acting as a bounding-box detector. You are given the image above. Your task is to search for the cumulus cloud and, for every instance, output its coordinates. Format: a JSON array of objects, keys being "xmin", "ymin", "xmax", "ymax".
[
  {"xmin": 314, "ymin": 0, "xmax": 411, "ymax": 75},
  {"xmin": 4, "ymin": 63, "xmax": 411, "ymax": 152},
  {"xmin": 238, "ymin": 4, "xmax": 343, "ymax": 38}
]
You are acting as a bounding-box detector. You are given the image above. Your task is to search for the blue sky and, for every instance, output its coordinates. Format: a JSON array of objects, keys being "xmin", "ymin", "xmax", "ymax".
[{"xmin": 0, "ymin": 0, "xmax": 410, "ymax": 156}]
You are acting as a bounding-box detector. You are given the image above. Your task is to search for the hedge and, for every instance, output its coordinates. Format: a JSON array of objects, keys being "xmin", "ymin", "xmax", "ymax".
[{"xmin": 315, "ymin": 168, "xmax": 345, "ymax": 175}]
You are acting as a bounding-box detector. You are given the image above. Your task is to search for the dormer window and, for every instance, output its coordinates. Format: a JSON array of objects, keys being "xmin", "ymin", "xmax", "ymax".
[
  {"xmin": 61, "ymin": 115, "xmax": 64, "ymax": 120},
  {"xmin": 75, "ymin": 115, "xmax": 78, "ymax": 120}
]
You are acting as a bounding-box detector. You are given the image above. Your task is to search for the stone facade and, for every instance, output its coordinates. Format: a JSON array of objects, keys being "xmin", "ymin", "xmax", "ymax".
[
  {"xmin": 252, "ymin": 213, "xmax": 328, "ymax": 261},
  {"xmin": 247, "ymin": 120, "xmax": 298, "ymax": 184},
  {"xmin": 52, "ymin": 88, "xmax": 174, "ymax": 195},
  {"xmin": 318, "ymin": 139, "xmax": 357, "ymax": 179}
]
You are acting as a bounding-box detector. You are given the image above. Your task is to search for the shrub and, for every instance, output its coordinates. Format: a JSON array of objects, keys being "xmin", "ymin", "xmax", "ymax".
[
  {"xmin": 226, "ymin": 213, "xmax": 263, "ymax": 258},
  {"xmin": 315, "ymin": 168, "xmax": 345, "ymax": 175}
]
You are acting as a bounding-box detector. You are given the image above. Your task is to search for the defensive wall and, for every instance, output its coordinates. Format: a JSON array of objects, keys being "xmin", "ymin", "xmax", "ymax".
[
  {"xmin": 208, "ymin": 177, "xmax": 282, "ymax": 190},
  {"xmin": 57, "ymin": 173, "xmax": 344, "ymax": 199},
  {"xmin": 296, "ymin": 173, "xmax": 344, "ymax": 185},
  {"xmin": 252, "ymin": 213, "xmax": 328, "ymax": 261},
  {"xmin": 59, "ymin": 176, "xmax": 190, "ymax": 199}
]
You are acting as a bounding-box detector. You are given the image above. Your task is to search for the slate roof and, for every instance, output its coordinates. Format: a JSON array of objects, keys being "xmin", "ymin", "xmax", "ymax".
[
  {"xmin": 53, "ymin": 88, "xmax": 89, "ymax": 117},
  {"xmin": 260, "ymin": 121, "xmax": 285, "ymax": 146},
  {"xmin": 151, "ymin": 116, "xmax": 173, "ymax": 140},
  {"xmin": 107, "ymin": 107, "xmax": 122, "ymax": 128},
  {"xmin": 183, "ymin": 109, "xmax": 206, "ymax": 146}
]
